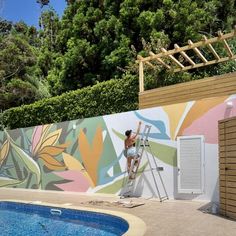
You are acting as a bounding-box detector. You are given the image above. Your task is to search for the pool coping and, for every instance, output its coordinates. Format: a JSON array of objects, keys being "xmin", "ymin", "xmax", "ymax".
[{"xmin": 0, "ymin": 199, "xmax": 146, "ymax": 236}]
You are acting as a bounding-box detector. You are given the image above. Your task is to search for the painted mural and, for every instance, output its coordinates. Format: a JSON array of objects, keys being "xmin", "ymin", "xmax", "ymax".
[{"xmin": 0, "ymin": 95, "xmax": 236, "ymax": 199}]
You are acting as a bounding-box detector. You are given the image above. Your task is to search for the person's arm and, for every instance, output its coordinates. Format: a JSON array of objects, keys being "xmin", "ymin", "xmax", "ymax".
[{"xmin": 132, "ymin": 121, "xmax": 142, "ymax": 139}]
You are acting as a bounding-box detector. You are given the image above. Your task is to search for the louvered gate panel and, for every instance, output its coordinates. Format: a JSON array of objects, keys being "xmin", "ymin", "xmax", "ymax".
[{"xmin": 177, "ymin": 136, "xmax": 205, "ymax": 194}]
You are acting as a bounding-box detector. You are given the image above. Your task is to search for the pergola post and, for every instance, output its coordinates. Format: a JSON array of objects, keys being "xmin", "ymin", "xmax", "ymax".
[{"xmin": 139, "ymin": 61, "xmax": 144, "ymax": 93}]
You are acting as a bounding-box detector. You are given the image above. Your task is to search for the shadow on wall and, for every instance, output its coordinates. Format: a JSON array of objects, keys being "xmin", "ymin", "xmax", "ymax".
[
  {"xmin": 119, "ymin": 171, "xmax": 159, "ymax": 198},
  {"xmin": 212, "ymin": 178, "xmax": 219, "ymax": 202},
  {"xmin": 133, "ymin": 174, "xmax": 159, "ymax": 198}
]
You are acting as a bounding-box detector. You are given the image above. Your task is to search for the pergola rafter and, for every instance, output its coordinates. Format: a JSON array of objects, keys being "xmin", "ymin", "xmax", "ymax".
[{"xmin": 137, "ymin": 27, "xmax": 236, "ymax": 92}]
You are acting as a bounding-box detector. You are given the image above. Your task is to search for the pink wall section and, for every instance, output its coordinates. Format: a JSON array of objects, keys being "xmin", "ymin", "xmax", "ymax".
[
  {"xmin": 55, "ymin": 170, "xmax": 90, "ymax": 192},
  {"xmin": 183, "ymin": 99, "xmax": 236, "ymax": 144}
]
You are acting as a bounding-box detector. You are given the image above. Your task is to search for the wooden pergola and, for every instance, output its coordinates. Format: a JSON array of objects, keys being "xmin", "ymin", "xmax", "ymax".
[{"xmin": 137, "ymin": 27, "xmax": 236, "ymax": 93}]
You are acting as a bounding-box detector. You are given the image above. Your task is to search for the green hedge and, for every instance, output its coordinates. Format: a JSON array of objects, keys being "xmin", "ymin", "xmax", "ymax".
[{"xmin": 2, "ymin": 74, "xmax": 139, "ymax": 129}]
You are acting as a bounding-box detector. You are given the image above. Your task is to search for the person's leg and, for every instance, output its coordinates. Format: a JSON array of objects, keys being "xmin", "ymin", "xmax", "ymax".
[
  {"xmin": 127, "ymin": 156, "xmax": 133, "ymax": 173},
  {"xmin": 134, "ymin": 154, "xmax": 140, "ymax": 166},
  {"xmin": 127, "ymin": 157, "xmax": 136, "ymax": 179}
]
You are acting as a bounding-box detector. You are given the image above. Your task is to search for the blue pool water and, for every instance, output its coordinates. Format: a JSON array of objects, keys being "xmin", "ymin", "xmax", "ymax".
[{"xmin": 0, "ymin": 201, "xmax": 129, "ymax": 236}]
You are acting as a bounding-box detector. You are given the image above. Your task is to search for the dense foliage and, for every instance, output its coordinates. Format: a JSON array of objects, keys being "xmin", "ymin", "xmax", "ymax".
[
  {"xmin": 1, "ymin": 0, "xmax": 236, "ymax": 114},
  {"xmin": 0, "ymin": 20, "xmax": 51, "ymax": 111},
  {"xmin": 47, "ymin": 0, "xmax": 236, "ymax": 95},
  {"xmin": 1, "ymin": 74, "xmax": 138, "ymax": 129}
]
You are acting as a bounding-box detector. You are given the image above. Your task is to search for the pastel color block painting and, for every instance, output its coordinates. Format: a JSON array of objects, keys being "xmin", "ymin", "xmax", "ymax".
[{"xmin": 0, "ymin": 95, "xmax": 235, "ymax": 199}]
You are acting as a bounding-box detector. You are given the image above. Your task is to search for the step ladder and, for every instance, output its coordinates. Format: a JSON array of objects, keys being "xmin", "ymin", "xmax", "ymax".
[{"xmin": 120, "ymin": 125, "xmax": 169, "ymax": 202}]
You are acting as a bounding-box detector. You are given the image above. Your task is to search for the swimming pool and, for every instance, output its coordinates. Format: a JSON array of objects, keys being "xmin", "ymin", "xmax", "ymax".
[{"xmin": 0, "ymin": 201, "xmax": 129, "ymax": 236}]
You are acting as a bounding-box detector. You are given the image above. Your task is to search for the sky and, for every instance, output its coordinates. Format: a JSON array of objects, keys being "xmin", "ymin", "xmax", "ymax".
[{"xmin": 0, "ymin": 0, "xmax": 67, "ymax": 27}]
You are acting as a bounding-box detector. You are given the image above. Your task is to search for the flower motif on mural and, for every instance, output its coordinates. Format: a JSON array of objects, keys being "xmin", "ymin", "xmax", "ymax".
[{"xmin": 31, "ymin": 125, "xmax": 68, "ymax": 171}]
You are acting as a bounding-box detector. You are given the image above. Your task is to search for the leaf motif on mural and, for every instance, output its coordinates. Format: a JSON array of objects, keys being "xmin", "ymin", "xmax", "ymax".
[
  {"xmin": 78, "ymin": 126, "xmax": 103, "ymax": 186},
  {"xmin": 31, "ymin": 125, "xmax": 69, "ymax": 171},
  {"xmin": 32, "ymin": 125, "xmax": 51, "ymax": 155},
  {"xmin": 162, "ymin": 103, "xmax": 188, "ymax": 140},
  {"xmin": 5, "ymin": 130, "xmax": 41, "ymax": 188},
  {"xmin": 134, "ymin": 111, "xmax": 170, "ymax": 140},
  {"xmin": 0, "ymin": 177, "xmax": 26, "ymax": 188},
  {"xmin": 98, "ymin": 151, "xmax": 124, "ymax": 185},
  {"xmin": 0, "ymin": 165, "xmax": 14, "ymax": 178},
  {"xmin": 0, "ymin": 139, "xmax": 9, "ymax": 166},
  {"xmin": 62, "ymin": 152, "xmax": 94, "ymax": 187}
]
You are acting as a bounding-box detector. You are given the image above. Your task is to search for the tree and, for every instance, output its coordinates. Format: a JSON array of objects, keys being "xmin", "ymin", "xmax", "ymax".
[
  {"xmin": 0, "ymin": 18, "xmax": 12, "ymax": 35},
  {"xmin": 36, "ymin": 0, "xmax": 50, "ymax": 8},
  {"xmin": 0, "ymin": 33, "xmax": 50, "ymax": 110},
  {"xmin": 1, "ymin": 0, "xmax": 236, "ymax": 110},
  {"xmin": 38, "ymin": 9, "xmax": 60, "ymax": 51},
  {"xmin": 48, "ymin": 0, "xmax": 236, "ymax": 95}
]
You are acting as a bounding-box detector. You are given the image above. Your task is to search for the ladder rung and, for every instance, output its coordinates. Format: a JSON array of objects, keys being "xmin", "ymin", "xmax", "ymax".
[
  {"xmin": 150, "ymin": 167, "xmax": 164, "ymax": 171},
  {"xmin": 160, "ymin": 197, "xmax": 169, "ymax": 202},
  {"xmin": 160, "ymin": 196, "xmax": 169, "ymax": 201}
]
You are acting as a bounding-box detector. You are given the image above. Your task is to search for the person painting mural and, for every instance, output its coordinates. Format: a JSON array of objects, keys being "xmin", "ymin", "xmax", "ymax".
[{"xmin": 124, "ymin": 121, "xmax": 142, "ymax": 179}]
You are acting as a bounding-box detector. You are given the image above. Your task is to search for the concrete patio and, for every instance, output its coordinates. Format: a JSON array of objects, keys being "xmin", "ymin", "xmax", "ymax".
[{"xmin": 0, "ymin": 188, "xmax": 235, "ymax": 236}]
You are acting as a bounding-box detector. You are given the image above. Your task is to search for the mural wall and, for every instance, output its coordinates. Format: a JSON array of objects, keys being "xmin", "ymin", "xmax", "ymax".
[{"xmin": 0, "ymin": 95, "xmax": 236, "ymax": 201}]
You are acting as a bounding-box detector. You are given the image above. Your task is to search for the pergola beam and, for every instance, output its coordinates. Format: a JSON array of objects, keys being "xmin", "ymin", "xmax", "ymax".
[
  {"xmin": 149, "ymin": 51, "xmax": 171, "ymax": 69},
  {"xmin": 174, "ymin": 55, "xmax": 236, "ymax": 72},
  {"xmin": 140, "ymin": 29, "xmax": 236, "ymax": 62},
  {"xmin": 202, "ymin": 36, "xmax": 220, "ymax": 60},
  {"xmin": 137, "ymin": 55, "xmax": 155, "ymax": 69},
  {"xmin": 161, "ymin": 48, "xmax": 185, "ymax": 68},
  {"xmin": 218, "ymin": 31, "xmax": 234, "ymax": 58},
  {"xmin": 188, "ymin": 40, "xmax": 208, "ymax": 63},
  {"xmin": 137, "ymin": 27, "xmax": 236, "ymax": 92},
  {"xmin": 174, "ymin": 44, "xmax": 195, "ymax": 66}
]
